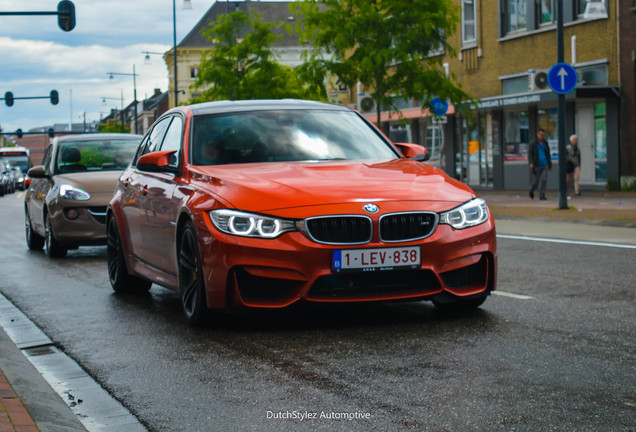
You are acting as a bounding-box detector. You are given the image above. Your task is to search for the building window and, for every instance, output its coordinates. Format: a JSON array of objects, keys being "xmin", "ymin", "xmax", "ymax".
[
  {"xmin": 578, "ymin": 64, "xmax": 607, "ymax": 85},
  {"xmin": 539, "ymin": 0, "xmax": 554, "ymax": 25},
  {"xmin": 462, "ymin": 0, "xmax": 477, "ymax": 46},
  {"xmin": 506, "ymin": 0, "xmax": 527, "ymax": 33},
  {"xmin": 190, "ymin": 67, "xmax": 199, "ymax": 80},
  {"xmin": 576, "ymin": 0, "xmax": 588, "ymax": 16},
  {"xmin": 502, "ymin": 76, "xmax": 530, "ymax": 95}
]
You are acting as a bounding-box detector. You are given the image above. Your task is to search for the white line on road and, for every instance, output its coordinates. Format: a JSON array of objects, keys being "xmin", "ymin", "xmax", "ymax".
[
  {"xmin": 492, "ymin": 291, "xmax": 535, "ymax": 300},
  {"xmin": 497, "ymin": 234, "xmax": 636, "ymax": 250}
]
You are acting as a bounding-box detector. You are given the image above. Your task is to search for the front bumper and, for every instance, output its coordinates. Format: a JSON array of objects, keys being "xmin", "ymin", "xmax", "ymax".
[{"xmin": 195, "ymin": 212, "xmax": 497, "ymax": 310}]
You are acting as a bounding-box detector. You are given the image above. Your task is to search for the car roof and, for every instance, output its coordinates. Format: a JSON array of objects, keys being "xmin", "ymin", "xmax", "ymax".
[
  {"xmin": 54, "ymin": 133, "xmax": 143, "ymax": 143},
  {"xmin": 184, "ymin": 99, "xmax": 351, "ymax": 117}
]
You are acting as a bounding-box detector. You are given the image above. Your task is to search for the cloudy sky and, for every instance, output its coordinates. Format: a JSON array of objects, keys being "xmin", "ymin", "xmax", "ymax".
[{"xmin": 0, "ymin": 0, "xmax": 213, "ymax": 134}]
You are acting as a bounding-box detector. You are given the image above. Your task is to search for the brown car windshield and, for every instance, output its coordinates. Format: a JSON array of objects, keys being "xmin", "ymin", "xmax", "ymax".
[
  {"xmin": 56, "ymin": 139, "xmax": 141, "ymax": 174},
  {"xmin": 191, "ymin": 109, "xmax": 398, "ymax": 165}
]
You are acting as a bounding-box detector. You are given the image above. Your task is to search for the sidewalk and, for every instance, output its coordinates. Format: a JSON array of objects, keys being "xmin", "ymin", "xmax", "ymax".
[
  {"xmin": 0, "ymin": 372, "xmax": 39, "ymax": 432},
  {"xmin": 477, "ymin": 189, "xmax": 636, "ymax": 227}
]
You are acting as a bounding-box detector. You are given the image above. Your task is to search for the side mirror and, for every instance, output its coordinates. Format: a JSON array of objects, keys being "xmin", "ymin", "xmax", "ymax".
[
  {"xmin": 27, "ymin": 165, "xmax": 48, "ymax": 178},
  {"xmin": 137, "ymin": 151, "xmax": 178, "ymax": 174},
  {"xmin": 394, "ymin": 143, "xmax": 430, "ymax": 162}
]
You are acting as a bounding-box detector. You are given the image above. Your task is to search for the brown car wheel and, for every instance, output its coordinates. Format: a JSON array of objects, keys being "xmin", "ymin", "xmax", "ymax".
[
  {"xmin": 107, "ymin": 217, "xmax": 151, "ymax": 293},
  {"xmin": 25, "ymin": 208, "xmax": 44, "ymax": 250},
  {"xmin": 44, "ymin": 213, "xmax": 67, "ymax": 258},
  {"xmin": 178, "ymin": 222, "xmax": 209, "ymax": 326}
]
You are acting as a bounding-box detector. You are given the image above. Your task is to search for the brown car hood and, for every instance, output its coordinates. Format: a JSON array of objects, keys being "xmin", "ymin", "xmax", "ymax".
[{"xmin": 55, "ymin": 170, "xmax": 123, "ymax": 195}]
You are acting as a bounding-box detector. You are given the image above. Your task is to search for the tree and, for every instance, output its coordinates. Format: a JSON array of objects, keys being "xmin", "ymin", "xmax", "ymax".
[
  {"xmin": 193, "ymin": 10, "xmax": 327, "ymax": 102},
  {"xmin": 98, "ymin": 121, "xmax": 129, "ymax": 133},
  {"xmin": 293, "ymin": 0, "xmax": 472, "ymax": 125}
]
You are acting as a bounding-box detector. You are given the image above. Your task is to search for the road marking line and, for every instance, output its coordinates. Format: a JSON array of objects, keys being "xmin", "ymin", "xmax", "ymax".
[
  {"xmin": 497, "ymin": 234, "xmax": 636, "ymax": 250},
  {"xmin": 492, "ymin": 291, "xmax": 535, "ymax": 300}
]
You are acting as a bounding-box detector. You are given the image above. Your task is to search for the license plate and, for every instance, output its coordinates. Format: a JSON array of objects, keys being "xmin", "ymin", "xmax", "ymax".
[{"xmin": 332, "ymin": 246, "xmax": 421, "ymax": 273}]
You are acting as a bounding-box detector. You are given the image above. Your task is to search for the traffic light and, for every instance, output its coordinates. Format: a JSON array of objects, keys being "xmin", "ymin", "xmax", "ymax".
[
  {"xmin": 4, "ymin": 92, "xmax": 14, "ymax": 107},
  {"xmin": 57, "ymin": 1, "xmax": 76, "ymax": 32},
  {"xmin": 48, "ymin": 128, "xmax": 55, "ymax": 138},
  {"xmin": 50, "ymin": 90, "xmax": 59, "ymax": 105},
  {"xmin": 16, "ymin": 129, "xmax": 23, "ymax": 139}
]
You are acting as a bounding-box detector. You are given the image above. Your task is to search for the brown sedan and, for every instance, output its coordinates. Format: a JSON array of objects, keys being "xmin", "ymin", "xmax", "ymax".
[{"xmin": 25, "ymin": 133, "xmax": 141, "ymax": 258}]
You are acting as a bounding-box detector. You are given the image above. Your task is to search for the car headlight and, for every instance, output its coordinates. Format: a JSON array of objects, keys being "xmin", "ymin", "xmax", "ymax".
[
  {"xmin": 209, "ymin": 209, "xmax": 296, "ymax": 239},
  {"xmin": 59, "ymin": 184, "xmax": 91, "ymax": 201},
  {"xmin": 439, "ymin": 198, "xmax": 489, "ymax": 229}
]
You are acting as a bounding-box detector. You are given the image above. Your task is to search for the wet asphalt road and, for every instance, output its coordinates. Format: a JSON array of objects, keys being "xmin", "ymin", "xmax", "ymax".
[{"xmin": 1, "ymin": 192, "xmax": 635, "ymax": 432}]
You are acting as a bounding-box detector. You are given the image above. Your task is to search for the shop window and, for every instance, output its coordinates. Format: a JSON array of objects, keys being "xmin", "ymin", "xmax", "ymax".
[
  {"xmin": 503, "ymin": 111, "xmax": 528, "ymax": 163},
  {"xmin": 537, "ymin": 108, "xmax": 559, "ymax": 162},
  {"xmin": 502, "ymin": 76, "xmax": 529, "ymax": 95},
  {"xmin": 594, "ymin": 103, "xmax": 607, "ymax": 182},
  {"xmin": 425, "ymin": 125, "xmax": 443, "ymax": 164},
  {"xmin": 462, "ymin": 0, "xmax": 477, "ymax": 47}
]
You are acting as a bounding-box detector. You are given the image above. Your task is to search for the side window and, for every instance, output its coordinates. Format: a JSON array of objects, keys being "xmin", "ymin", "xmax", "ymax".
[
  {"xmin": 159, "ymin": 116, "xmax": 183, "ymax": 167},
  {"xmin": 146, "ymin": 117, "xmax": 173, "ymax": 154},
  {"xmin": 41, "ymin": 146, "xmax": 53, "ymax": 172}
]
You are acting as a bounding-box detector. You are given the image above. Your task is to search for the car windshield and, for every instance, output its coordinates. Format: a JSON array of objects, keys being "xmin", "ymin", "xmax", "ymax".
[
  {"xmin": 56, "ymin": 139, "xmax": 140, "ymax": 174},
  {"xmin": 191, "ymin": 109, "xmax": 398, "ymax": 165}
]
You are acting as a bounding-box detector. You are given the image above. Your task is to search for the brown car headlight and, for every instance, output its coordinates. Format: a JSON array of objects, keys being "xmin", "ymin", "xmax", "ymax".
[
  {"xmin": 209, "ymin": 209, "xmax": 296, "ymax": 239},
  {"xmin": 439, "ymin": 198, "xmax": 489, "ymax": 229},
  {"xmin": 59, "ymin": 184, "xmax": 91, "ymax": 201}
]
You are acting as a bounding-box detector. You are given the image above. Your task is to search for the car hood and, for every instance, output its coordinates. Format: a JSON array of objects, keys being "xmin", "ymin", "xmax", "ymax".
[
  {"xmin": 55, "ymin": 170, "xmax": 122, "ymax": 194},
  {"xmin": 190, "ymin": 159, "xmax": 476, "ymax": 212}
]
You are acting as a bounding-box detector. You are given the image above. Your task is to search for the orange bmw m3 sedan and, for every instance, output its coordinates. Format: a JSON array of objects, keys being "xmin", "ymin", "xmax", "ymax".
[{"xmin": 107, "ymin": 100, "xmax": 497, "ymax": 325}]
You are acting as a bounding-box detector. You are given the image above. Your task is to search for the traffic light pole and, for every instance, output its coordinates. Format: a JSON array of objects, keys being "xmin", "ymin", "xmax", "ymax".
[
  {"xmin": 556, "ymin": 0, "xmax": 568, "ymax": 210},
  {"xmin": 0, "ymin": 1, "xmax": 76, "ymax": 31},
  {"xmin": 2, "ymin": 91, "xmax": 59, "ymax": 107}
]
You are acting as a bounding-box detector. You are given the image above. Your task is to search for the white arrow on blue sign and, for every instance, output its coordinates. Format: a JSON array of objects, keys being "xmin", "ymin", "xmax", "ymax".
[{"xmin": 547, "ymin": 62, "xmax": 577, "ymax": 95}]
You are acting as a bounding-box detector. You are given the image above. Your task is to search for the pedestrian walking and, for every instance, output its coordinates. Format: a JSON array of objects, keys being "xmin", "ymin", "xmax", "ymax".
[
  {"xmin": 566, "ymin": 134, "xmax": 581, "ymax": 196},
  {"xmin": 528, "ymin": 128, "xmax": 552, "ymax": 200}
]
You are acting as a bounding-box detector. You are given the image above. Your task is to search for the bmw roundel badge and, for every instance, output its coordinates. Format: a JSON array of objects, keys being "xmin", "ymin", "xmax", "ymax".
[{"xmin": 363, "ymin": 203, "xmax": 379, "ymax": 214}]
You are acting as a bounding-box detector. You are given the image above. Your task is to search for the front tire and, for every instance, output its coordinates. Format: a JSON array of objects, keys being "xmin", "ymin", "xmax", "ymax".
[
  {"xmin": 107, "ymin": 216, "xmax": 151, "ymax": 293},
  {"xmin": 25, "ymin": 207, "xmax": 44, "ymax": 250},
  {"xmin": 44, "ymin": 213, "xmax": 67, "ymax": 258},
  {"xmin": 178, "ymin": 222, "xmax": 209, "ymax": 326}
]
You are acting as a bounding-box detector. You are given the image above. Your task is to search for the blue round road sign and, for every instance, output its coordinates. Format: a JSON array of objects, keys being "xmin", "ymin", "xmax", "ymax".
[
  {"xmin": 430, "ymin": 97, "xmax": 449, "ymax": 116},
  {"xmin": 548, "ymin": 63, "xmax": 577, "ymax": 95}
]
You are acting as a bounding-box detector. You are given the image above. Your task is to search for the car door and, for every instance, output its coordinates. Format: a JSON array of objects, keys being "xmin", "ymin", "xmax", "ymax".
[
  {"xmin": 138, "ymin": 115, "xmax": 183, "ymax": 275},
  {"xmin": 27, "ymin": 145, "xmax": 54, "ymax": 236},
  {"xmin": 120, "ymin": 117, "xmax": 172, "ymax": 262}
]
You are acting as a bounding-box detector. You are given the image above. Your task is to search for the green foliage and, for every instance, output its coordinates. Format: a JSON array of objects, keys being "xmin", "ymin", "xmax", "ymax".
[
  {"xmin": 98, "ymin": 121, "xmax": 129, "ymax": 133},
  {"xmin": 292, "ymin": 0, "xmax": 474, "ymax": 124},
  {"xmin": 193, "ymin": 10, "xmax": 327, "ymax": 102}
]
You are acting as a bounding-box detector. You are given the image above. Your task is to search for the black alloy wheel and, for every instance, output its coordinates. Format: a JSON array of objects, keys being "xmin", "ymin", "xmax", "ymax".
[
  {"xmin": 25, "ymin": 207, "xmax": 44, "ymax": 250},
  {"xmin": 44, "ymin": 213, "xmax": 67, "ymax": 258},
  {"xmin": 178, "ymin": 222, "xmax": 209, "ymax": 326},
  {"xmin": 107, "ymin": 217, "xmax": 151, "ymax": 293}
]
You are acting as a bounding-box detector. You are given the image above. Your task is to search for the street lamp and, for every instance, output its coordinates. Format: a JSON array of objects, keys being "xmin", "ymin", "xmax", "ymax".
[
  {"xmin": 172, "ymin": 0, "xmax": 193, "ymax": 108},
  {"xmin": 107, "ymin": 65, "xmax": 139, "ymax": 134},
  {"xmin": 142, "ymin": 51, "xmax": 164, "ymax": 65}
]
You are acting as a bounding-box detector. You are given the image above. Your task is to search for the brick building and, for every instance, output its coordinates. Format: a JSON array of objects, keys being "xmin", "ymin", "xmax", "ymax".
[{"xmin": 369, "ymin": 0, "xmax": 634, "ymax": 191}]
